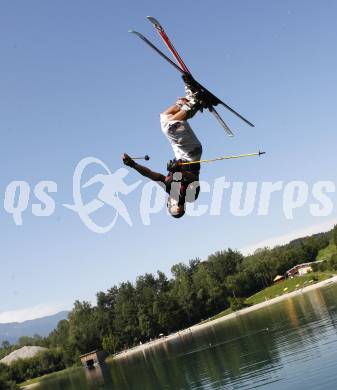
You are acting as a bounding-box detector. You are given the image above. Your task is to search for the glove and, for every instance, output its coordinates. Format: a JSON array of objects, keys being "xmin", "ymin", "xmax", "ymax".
[
  {"xmin": 123, "ymin": 153, "xmax": 136, "ymax": 168},
  {"xmin": 167, "ymin": 159, "xmax": 183, "ymax": 172}
]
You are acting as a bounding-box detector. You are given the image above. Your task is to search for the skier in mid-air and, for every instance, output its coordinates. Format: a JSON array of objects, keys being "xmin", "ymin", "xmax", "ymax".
[
  {"xmin": 123, "ymin": 80, "xmax": 203, "ymax": 219},
  {"xmin": 123, "ymin": 17, "xmax": 257, "ymax": 219}
]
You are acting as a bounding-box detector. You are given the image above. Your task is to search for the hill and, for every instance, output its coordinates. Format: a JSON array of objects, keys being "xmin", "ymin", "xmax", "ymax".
[
  {"xmin": 0, "ymin": 346, "xmax": 48, "ymax": 366},
  {"xmin": 0, "ymin": 311, "xmax": 68, "ymax": 344}
]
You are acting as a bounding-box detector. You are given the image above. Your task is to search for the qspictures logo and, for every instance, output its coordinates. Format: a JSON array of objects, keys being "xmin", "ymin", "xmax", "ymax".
[{"xmin": 3, "ymin": 156, "xmax": 336, "ymax": 233}]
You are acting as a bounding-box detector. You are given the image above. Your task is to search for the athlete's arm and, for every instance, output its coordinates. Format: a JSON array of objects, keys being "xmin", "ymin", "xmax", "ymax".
[
  {"xmin": 122, "ymin": 153, "xmax": 166, "ymax": 183},
  {"xmin": 133, "ymin": 163, "xmax": 166, "ymax": 182}
]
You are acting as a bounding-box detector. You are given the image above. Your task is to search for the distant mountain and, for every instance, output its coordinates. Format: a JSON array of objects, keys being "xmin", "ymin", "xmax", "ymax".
[{"xmin": 0, "ymin": 311, "xmax": 69, "ymax": 344}]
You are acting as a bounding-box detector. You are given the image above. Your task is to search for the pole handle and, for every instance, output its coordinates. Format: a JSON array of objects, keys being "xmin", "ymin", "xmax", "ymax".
[{"xmin": 130, "ymin": 155, "xmax": 150, "ymax": 161}]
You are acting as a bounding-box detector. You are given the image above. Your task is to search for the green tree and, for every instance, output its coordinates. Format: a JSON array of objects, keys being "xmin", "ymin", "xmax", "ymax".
[
  {"xmin": 1, "ymin": 342, "xmax": 10, "ymax": 350},
  {"xmin": 113, "ymin": 282, "xmax": 139, "ymax": 348},
  {"xmin": 171, "ymin": 262, "xmax": 199, "ymax": 324},
  {"xmin": 192, "ymin": 262, "xmax": 226, "ymax": 316},
  {"xmin": 332, "ymin": 225, "xmax": 337, "ymax": 246},
  {"xmin": 67, "ymin": 301, "xmax": 101, "ymax": 355},
  {"xmin": 102, "ymin": 334, "xmax": 119, "ymax": 355},
  {"xmin": 207, "ymin": 249, "xmax": 243, "ymax": 278}
]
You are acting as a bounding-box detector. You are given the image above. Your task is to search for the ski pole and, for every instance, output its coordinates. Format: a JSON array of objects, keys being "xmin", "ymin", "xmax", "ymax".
[
  {"xmin": 130, "ymin": 155, "xmax": 150, "ymax": 161},
  {"xmin": 179, "ymin": 151, "xmax": 266, "ymax": 165}
]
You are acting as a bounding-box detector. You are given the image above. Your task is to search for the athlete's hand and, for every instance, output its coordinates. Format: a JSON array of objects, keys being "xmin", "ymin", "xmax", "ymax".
[{"xmin": 122, "ymin": 153, "xmax": 136, "ymax": 168}]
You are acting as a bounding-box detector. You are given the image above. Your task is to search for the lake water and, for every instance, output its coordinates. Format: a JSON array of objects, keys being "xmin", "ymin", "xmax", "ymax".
[{"xmin": 38, "ymin": 282, "xmax": 337, "ymax": 389}]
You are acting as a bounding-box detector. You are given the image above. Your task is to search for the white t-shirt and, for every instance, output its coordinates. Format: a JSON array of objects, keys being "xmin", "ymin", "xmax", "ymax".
[{"xmin": 160, "ymin": 114, "xmax": 202, "ymax": 162}]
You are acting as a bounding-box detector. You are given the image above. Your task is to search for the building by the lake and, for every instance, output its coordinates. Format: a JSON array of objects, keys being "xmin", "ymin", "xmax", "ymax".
[
  {"xmin": 286, "ymin": 263, "xmax": 313, "ymax": 277},
  {"xmin": 79, "ymin": 350, "xmax": 105, "ymax": 368}
]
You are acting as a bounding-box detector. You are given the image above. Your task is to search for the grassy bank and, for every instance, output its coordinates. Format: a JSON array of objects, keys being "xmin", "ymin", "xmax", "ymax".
[
  {"xmin": 202, "ymin": 272, "xmax": 335, "ymax": 323},
  {"xmin": 245, "ymin": 272, "xmax": 332, "ymax": 304},
  {"xmin": 20, "ymin": 367, "xmax": 79, "ymax": 388}
]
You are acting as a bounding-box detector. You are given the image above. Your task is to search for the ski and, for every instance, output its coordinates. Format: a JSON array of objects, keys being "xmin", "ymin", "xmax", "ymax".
[
  {"xmin": 130, "ymin": 31, "xmax": 236, "ymax": 135},
  {"xmin": 128, "ymin": 30, "xmax": 184, "ymax": 74},
  {"xmin": 192, "ymin": 78, "xmax": 255, "ymax": 127},
  {"xmin": 146, "ymin": 16, "xmax": 254, "ymax": 128},
  {"xmin": 147, "ymin": 16, "xmax": 191, "ymax": 74},
  {"xmin": 209, "ymin": 106, "xmax": 234, "ymax": 137},
  {"xmin": 129, "ymin": 21, "xmax": 254, "ymax": 134}
]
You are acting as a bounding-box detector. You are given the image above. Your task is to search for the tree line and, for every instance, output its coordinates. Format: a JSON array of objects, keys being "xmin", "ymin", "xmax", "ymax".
[{"xmin": 1, "ymin": 226, "xmax": 337, "ymax": 388}]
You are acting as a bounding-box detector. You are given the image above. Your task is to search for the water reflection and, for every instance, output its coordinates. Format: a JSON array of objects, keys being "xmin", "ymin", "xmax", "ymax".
[{"xmin": 84, "ymin": 365, "xmax": 104, "ymax": 388}]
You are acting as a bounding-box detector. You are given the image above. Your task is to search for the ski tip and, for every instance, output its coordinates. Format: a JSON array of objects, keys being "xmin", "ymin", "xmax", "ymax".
[
  {"xmin": 147, "ymin": 16, "xmax": 162, "ymax": 28},
  {"xmin": 245, "ymin": 120, "xmax": 255, "ymax": 127},
  {"xmin": 128, "ymin": 30, "xmax": 141, "ymax": 36}
]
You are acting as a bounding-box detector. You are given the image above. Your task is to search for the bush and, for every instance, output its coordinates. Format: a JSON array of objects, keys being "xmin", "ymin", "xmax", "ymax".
[
  {"xmin": 228, "ymin": 297, "xmax": 248, "ymax": 312},
  {"xmin": 8, "ymin": 349, "xmax": 66, "ymax": 383},
  {"xmin": 329, "ymin": 254, "xmax": 337, "ymax": 270},
  {"xmin": 314, "ymin": 255, "xmax": 337, "ymax": 273},
  {"xmin": 0, "ymin": 377, "xmax": 17, "ymax": 390},
  {"xmin": 0, "ymin": 364, "xmax": 17, "ymax": 390}
]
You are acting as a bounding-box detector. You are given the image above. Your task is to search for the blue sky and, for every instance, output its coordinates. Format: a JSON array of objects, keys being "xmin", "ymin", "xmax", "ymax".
[{"xmin": 1, "ymin": 0, "xmax": 337, "ymax": 322}]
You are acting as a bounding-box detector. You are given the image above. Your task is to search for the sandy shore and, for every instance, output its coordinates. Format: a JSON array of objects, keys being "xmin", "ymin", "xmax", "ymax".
[{"xmin": 113, "ymin": 275, "xmax": 337, "ymax": 361}]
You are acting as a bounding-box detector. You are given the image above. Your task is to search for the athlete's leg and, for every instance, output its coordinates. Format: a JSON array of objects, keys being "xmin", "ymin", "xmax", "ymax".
[{"xmin": 170, "ymin": 108, "xmax": 188, "ymax": 121}]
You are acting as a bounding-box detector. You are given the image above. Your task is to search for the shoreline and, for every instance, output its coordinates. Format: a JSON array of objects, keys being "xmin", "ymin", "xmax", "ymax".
[
  {"xmin": 20, "ymin": 367, "xmax": 78, "ymax": 389},
  {"xmin": 21, "ymin": 384, "xmax": 39, "ymax": 390},
  {"xmin": 112, "ymin": 275, "xmax": 337, "ymax": 361}
]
